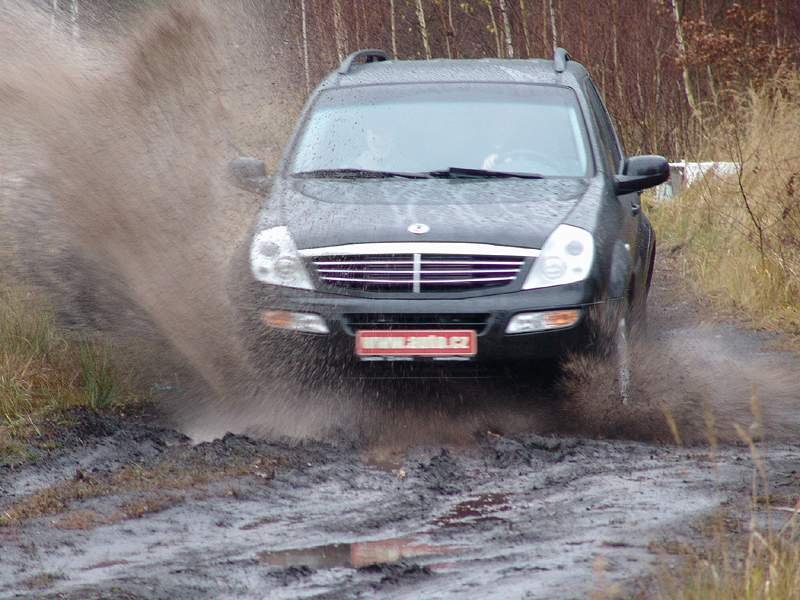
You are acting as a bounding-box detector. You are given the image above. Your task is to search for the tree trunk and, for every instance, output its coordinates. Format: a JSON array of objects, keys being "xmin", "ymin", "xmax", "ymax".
[
  {"xmin": 541, "ymin": 0, "xmax": 548, "ymax": 53},
  {"xmin": 447, "ymin": 0, "xmax": 458, "ymax": 57},
  {"xmin": 669, "ymin": 0, "xmax": 700, "ymax": 120},
  {"xmin": 415, "ymin": 0, "xmax": 432, "ymax": 59},
  {"xmin": 332, "ymin": 0, "xmax": 347, "ymax": 62},
  {"xmin": 612, "ymin": 0, "xmax": 622, "ymax": 101},
  {"xmin": 486, "ymin": 1, "xmax": 501, "ymax": 58},
  {"xmin": 498, "ymin": 0, "xmax": 515, "ymax": 58},
  {"xmin": 300, "ymin": 0, "xmax": 311, "ymax": 93},
  {"xmin": 352, "ymin": 0, "xmax": 361, "ymax": 48},
  {"xmin": 434, "ymin": 0, "xmax": 452, "ymax": 58},
  {"xmin": 518, "ymin": 0, "xmax": 531, "ymax": 57},
  {"xmin": 548, "ymin": 0, "xmax": 558, "ymax": 52},
  {"xmin": 389, "ymin": 0, "xmax": 398, "ymax": 57}
]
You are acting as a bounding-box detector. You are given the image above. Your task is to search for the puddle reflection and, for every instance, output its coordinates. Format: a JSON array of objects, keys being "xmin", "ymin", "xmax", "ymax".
[{"xmin": 258, "ymin": 536, "xmax": 456, "ymax": 569}]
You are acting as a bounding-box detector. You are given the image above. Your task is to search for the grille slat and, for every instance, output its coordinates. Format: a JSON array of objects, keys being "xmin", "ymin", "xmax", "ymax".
[
  {"xmin": 310, "ymin": 250, "xmax": 532, "ymax": 293},
  {"xmin": 317, "ymin": 269, "xmax": 520, "ymax": 274},
  {"xmin": 345, "ymin": 313, "xmax": 490, "ymax": 333},
  {"xmin": 313, "ymin": 260, "xmax": 414, "ymax": 266}
]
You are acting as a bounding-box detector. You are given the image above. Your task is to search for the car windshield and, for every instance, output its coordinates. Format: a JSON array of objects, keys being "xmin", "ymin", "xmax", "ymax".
[{"xmin": 290, "ymin": 83, "xmax": 591, "ymax": 178}]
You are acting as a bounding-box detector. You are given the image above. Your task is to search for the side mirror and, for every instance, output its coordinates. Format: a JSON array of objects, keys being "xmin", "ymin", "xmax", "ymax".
[
  {"xmin": 614, "ymin": 155, "xmax": 669, "ymax": 194},
  {"xmin": 229, "ymin": 157, "xmax": 272, "ymax": 195}
]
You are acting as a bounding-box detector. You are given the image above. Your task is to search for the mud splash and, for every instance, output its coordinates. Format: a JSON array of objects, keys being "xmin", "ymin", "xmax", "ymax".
[{"xmin": 0, "ymin": 0, "xmax": 322, "ymax": 438}]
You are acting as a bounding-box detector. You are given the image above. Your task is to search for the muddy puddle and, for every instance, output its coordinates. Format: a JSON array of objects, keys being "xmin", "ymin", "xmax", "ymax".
[
  {"xmin": 259, "ymin": 537, "xmax": 458, "ymax": 570},
  {"xmin": 434, "ymin": 493, "xmax": 512, "ymax": 527}
]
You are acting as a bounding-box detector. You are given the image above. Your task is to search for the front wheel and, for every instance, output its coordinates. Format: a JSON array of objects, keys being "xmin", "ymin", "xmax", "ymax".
[
  {"xmin": 576, "ymin": 298, "xmax": 636, "ymax": 405},
  {"xmin": 612, "ymin": 308, "xmax": 632, "ymax": 405}
]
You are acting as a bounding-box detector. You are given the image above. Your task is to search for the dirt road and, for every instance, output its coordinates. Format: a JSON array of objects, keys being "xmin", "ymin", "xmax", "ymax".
[
  {"xmin": 3, "ymin": 4, "xmax": 799, "ymax": 598},
  {"xmin": 2, "ymin": 258, "xmax": 800, "ymax": 600}
]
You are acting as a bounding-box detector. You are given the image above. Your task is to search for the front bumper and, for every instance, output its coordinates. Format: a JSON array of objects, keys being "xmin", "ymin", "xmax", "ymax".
[{"xmin": 245, "ymin": 280, "xmax": 620, "ymax": 363}]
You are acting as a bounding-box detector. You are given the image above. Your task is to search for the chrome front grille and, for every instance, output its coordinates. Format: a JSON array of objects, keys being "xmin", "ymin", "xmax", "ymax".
[
  {"xmin": 345, "ymin": 313, "xmax": 490, "ymax": 333},
  {"xmin": 302, "ymin": 243, "xmax": 539, "ymax": 294}
]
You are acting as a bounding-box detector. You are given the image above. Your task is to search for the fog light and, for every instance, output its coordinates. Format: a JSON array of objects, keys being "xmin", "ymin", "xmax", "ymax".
[
  {"xmin": 506, "ymin": 309, "xmax": 581, "ymax": 334},
  {"xmin": 261, "ymin": 310, "xmax": 329, "ymax": 334}
]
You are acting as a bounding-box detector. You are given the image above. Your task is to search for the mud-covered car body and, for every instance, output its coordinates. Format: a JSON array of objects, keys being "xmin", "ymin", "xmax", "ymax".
[{"xmin": 231, "ymin": 49, "xmax": 668, "ymax": 368}]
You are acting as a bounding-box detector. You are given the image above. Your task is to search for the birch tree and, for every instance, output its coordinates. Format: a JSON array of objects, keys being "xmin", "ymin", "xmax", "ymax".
[
  {"xmin": 300, "ymin": 0, "xmax": 310, "ymax": 93},
  {"xmin": 389, "ymin": 0, "xmax": 398, "ymax": 57},
  {"xmin": 669, "ymin": 0, "xmax": 700, "ymax": 120},
  {"xmin": 433, "ymin": 0, "xmax": 453, "ymax": 58},
  {"xmin": 415, "ymin": 0, "xmax": 432, "ymax": 59},
  {"xmin": 548, "ymin": 0, "xmax": 557, "ymax": 53},
  {"xmin": 541, "ymin": 0, "xmax": 548, "ymax": 53},
  {"xmin": 498, "ymin": 0, "xmax": 515, "ymax": 58},
  {"xmin": 332, "ymin": 0, "xmax": 347, "ymax": 62},
  {"xmin": 518, "ymin": 0, "xmax": 531, "ymax": 57},
  {"xmin": 447, "ymin": 0, "xmax": 456, "ymax": 57},
  {"xmin": 485, "ymin": 0, "xmax": 501, "ymax": 58}
]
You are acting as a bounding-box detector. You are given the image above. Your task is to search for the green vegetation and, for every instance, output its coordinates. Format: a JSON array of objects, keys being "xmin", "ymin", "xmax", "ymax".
[
  {"xmin": 648, "ymin": 77, "xmax": 800, "ymax": 337},
  {"xmin": 0, "ymin": 284, "xmax": 137, "ymax": 465}
]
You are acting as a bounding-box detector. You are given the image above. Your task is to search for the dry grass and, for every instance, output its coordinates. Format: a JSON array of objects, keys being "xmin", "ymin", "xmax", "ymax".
[
  {"xmin": 0, "ymin": 284, "xmax": 138, "ymax": 462},
  {"xmin": 647, "ymin": 77, "xmax": 800, "ymax": 598},
  {"xmin": 653, "ymin": 404, "xmax": 800, "ymax": 599},
  {"xmin": 54, "ymin": 495, "xmax": 184, "ymax": 530},
  {"xmin": 654, "ymin": 515, "xmax": 800, "ymax": 600},
  {"xmin": 648, "ymin": 76, "xmax": 800, "ymax": 336}
]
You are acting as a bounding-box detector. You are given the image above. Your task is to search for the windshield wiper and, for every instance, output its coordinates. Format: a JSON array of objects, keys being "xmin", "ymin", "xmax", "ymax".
[
  {"xmin": 293, "ymin": 167, "xmax": 546, "ymax": 180},
  {"xmin": 293, "ymin": 168, "xmax": 431, "ymax": 180},
  {"xmin": 426, "ymin": 167, "xmax": 545, "ymax": 179}
]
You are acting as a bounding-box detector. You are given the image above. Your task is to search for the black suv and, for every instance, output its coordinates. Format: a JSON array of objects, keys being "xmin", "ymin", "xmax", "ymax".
[{"xmin": 230, "ymin": 48, "xmax": 668, "ymax": 397}]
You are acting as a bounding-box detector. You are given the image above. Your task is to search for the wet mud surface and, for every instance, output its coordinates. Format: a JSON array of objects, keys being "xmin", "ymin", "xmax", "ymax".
[{"xmin": 2, "ymin": 260, "xmax": 800, "ymax": 599}]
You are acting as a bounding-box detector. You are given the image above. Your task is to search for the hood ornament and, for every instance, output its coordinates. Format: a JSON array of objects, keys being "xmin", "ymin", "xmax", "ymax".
[{"xmin": 408, "ymin": 223, "xmax": 430, "ymax": 235}]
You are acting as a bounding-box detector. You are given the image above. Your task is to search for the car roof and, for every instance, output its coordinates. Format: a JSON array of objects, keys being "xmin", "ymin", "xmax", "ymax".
[{"xmin": 317, "ymin": 57, "xmax": 589, "ymax": 91}]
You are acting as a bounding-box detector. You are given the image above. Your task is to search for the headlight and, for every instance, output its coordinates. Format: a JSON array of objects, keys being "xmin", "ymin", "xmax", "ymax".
[
  {"xmin": 523, "ymin": 224, "xmax": 594, "ymax": 289},
  {"xmin": 250, "ymin": 226, "xmax": 314, "ymax": 290}
]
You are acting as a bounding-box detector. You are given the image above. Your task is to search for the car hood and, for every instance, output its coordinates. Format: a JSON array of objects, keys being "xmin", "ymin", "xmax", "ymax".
[{"xmin": 270, "ymin": 177, "xmax": 589, "ymax": 250}]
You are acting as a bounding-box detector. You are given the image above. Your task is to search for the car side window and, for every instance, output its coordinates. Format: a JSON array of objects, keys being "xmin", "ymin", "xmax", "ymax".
[{"xmin": 584, "ymin": 80, "xmax": 623, "ymax": 174}]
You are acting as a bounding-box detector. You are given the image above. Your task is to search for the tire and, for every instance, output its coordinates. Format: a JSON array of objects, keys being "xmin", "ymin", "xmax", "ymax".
[
  {"xmin": 611, "ymin": 303, "xmax": 632, "ymax": 405},
  {"xmin": 578, "ymin": 296, "xmax": 634, "ymax": 405}
]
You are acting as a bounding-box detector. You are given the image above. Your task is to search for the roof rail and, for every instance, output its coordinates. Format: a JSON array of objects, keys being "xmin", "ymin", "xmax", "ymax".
[
  {"xmin": 338, "ymin": 49, "xmax": 390, "ymax": 75},
  {"xmin": 553, "ymin": 47, "xmax": 572, "ymax": 73}
]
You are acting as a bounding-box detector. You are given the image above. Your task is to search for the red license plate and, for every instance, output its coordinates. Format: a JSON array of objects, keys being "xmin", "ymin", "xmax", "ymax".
[{"xmin": 356, "ymin": 330, "xmax": 477, "ymax": 357}]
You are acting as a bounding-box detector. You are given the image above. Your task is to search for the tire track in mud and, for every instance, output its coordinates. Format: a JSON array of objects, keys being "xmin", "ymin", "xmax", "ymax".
[{"xmin": 2, "ymin": 416, "xmax": 798, "ymax": 600}]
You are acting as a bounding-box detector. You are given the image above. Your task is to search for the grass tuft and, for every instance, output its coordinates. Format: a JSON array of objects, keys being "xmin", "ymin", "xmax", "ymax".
[
  {"xmin": 655, "ymin": 522, "xmax": 800, "ymax": 600},
  {"xmin": 0, "ymin": 284, "xmax": 138, "ymax": 461},
  {"xmin": 79, "ymin": 342, "xmax": 118, "ymax": 409}
]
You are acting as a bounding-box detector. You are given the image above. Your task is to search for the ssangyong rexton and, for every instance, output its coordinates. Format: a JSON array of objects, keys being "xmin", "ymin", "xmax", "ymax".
[{"xmin": 229, "ymin": 48, "xmax": 670, "ymax": 400}]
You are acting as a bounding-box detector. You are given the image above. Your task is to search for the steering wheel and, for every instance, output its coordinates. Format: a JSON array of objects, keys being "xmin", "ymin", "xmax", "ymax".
[{"xmin": 484, "ymin": 149, "xmax": 561, "ymax": 174}]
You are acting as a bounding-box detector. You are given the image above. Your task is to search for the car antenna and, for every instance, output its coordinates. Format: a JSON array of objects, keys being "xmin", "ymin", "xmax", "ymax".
[
  {"xmin": 338, "ymin": 49, "xmax": 391, "ymax": 75},
  {"xmin": 553, "ymin": 47, "xmax": 572, "ymax": 73}
]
